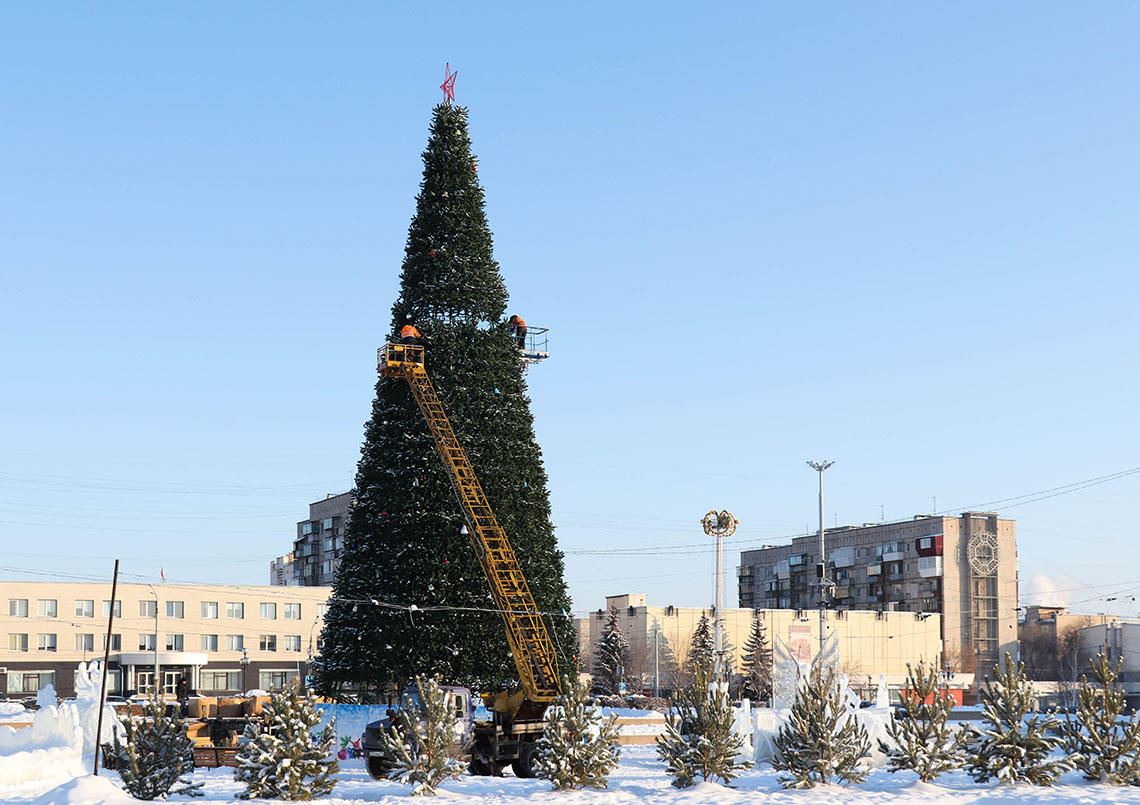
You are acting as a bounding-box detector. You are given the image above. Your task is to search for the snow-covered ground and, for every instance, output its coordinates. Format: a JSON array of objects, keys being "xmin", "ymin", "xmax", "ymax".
[{"xmin": 8, "ymin": 747, "xmax": 1140, "ymax": 804}]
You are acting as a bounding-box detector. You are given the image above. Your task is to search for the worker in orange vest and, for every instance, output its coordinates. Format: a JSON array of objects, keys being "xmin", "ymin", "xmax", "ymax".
[
  {"xmin": 508, "ymin": 314, "xmax": 527, "ymax": 349},
  {"xmin": 399, "ymin": 323, "xmax": 422, "ymax": 345}
]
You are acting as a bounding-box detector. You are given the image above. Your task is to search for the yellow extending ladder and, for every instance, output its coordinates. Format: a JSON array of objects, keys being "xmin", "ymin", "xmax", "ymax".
[{"xmin": 379, "ymin": 342, "xmax": 561, "ymax": 703}]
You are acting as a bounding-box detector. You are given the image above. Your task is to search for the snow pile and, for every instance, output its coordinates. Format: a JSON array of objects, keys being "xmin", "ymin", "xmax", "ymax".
[
  {"xmin": 30, "ymin": 773, "xmax": 134, "ymax": 805},
  {"xmin": 0, "ymin": 664, "xmax": 123, "ymax": 787},
  {"xmin": 0, "ymin": 685, "xmax": 85, "ymax": 786},
  {"xmin": 0, "ymin": 702, "xmax": 30, "ymax": 723}
]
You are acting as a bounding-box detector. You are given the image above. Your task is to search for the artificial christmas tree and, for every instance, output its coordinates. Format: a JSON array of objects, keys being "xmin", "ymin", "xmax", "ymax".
[
  {"xmin": 373, "ymin": 675, "xmax": 467, "ymax": 796},
  {"xmin": 104, "ymin": 696, "xmax": 202, "ymax": 800},
  {"xmin": 591, "ymin": 608, "xmax": 631, "ymax": 695},
  {"xmin": 772, "ymin": 663, "xmax": 871, "ymax": 788},
  {"xmin": 1066, "ymin": 652, "xmax": 1140, "ymax": 784},
  {"xmin": 537, "ymin": 673, "xmax": 622, "ymax": 790},
  {"xmin": 656, "ymin": 665, "xmax": 749, "ymax": 788},
  {"xmin": 883, "ymin": 660, "xmax": 960, "ymax": 782},
  {"xmin": 233, "ymin": 683, "xmax": 338, "ymax": 800},
  {"xmin": 313, "ymin": 101, "xmax": 574, "ymax": 699},
  {"xmin": 964, "ymin": 653, "xmax": 1068, "ymax": 785},
  {"xmin": 740, "ymin": 616, "xmax": 772, "ymax": 704}
]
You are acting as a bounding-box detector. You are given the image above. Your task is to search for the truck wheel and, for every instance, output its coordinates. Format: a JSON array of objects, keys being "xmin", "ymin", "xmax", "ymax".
[
  {"xmin": 469, "ymin": 737, "xmax": 494, "ymax": 776},
  {"xmin": 510, "ymin": 741, "xmax": 540, "ymax": 779},
  {"xmin": 366, "ymin": 756, "xmax": 393, "ymax": 780}
]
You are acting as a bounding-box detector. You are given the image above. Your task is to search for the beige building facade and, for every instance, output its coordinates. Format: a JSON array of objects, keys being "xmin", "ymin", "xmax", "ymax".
[
  {"xmin": 738, "ymin": 512, "xmax": 1018, "ymax": 679},
  {"xmin": 1, "ymin": 581, "xmax": 331, "ymax": 699},
  {"xmin": 577, "ymin": 593, "xmax": 945, "ymax": 696}
]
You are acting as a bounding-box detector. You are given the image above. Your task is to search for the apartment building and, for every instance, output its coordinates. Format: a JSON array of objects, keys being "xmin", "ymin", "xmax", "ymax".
[
  {"xmin": 738, "ymin": 512, "xmax": 1018, "ymax": 678},
  {"xmin": 576, "ymin": 593, "xmax": 946, "ymax": 697},
  {"xmin": 1, "ymin": 582, "xmax": 331, "ymax": 699},
  {"xmin": 276, "ymin": 492, "xmax": 352, "ymax": 586}
]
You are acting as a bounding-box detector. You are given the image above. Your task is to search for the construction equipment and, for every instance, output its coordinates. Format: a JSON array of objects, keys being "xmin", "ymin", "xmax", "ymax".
[{"xmin": 361, "ymin": 341, "xmax": 561, "ymax": 778}]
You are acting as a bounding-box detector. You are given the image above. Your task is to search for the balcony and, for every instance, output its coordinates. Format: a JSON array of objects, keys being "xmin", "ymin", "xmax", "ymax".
[
  {"xmin": 917, "ymin": 556, "xmax": 943, "ymax": 578},
  {"xmin": 867, "ymin": 564, "xmax": 882, "ymax": 577}
]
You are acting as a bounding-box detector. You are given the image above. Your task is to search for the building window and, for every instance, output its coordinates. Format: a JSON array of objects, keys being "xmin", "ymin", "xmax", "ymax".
[
  {"xmin": 201, "ymin": 634, "xmax": 219, "ymax": 651},
  {"xmin": 75, "ymin": 599, "xmax": 94, "ymax": 618},
  {"xmin": 260, "ymin": 634, "xmax": 277, "ymax": 652},
  {"xmin": 103, "ymin": 634, "xmax": 121, "ymax": 651},
  {"xmin": 166, "ymin": 601, "xmax": 184, "ymax": 619},
  {"xmin": 226, "ymin": 602, "xmax": 245, "ymax": 620},
  {"xmin": 165, "ymin": 634, "xmax": 184, "ymax": 651},
  {"xmin": 284, "ymin": 603, "xmax": 301, "ymax": 620},
  {"xmin": 8, "ymin": 633, "xmax": 28, "ymax": 652},
  {"xmin": 301, "ymin": 522, "xmax": 314, "ymax": 536},
  {"xmin": 322, "ymin": 517, "xmax": 334, "ymax": 531},
  {"xmin": 8, "ymin": 599, "xmax": 28, "ymax": 617},
  {"xmin": 140, "ymin": 600, "xmax": 157, "ymax": 618},
  {"xmin": 36, "ymin": 599, "xmax": 57, "ymax": 618},
  {"xmin": 202, "ymin": 601, "xmax": 219, "ymax": 619},
  {"xmin": 258, "ymin": 669, "xmax": 297, "ymax": 691},
  {"xmin": 6, "ymin": 671, "xmax": 54, "ymax": 694},
  {"xmin": 102, "ymin": 600, "xmax": 122, "ymax": 618},
  {"xmin": 283, "ymin": 635, "xmax": 301, "ymax": 653},
  {"xmin": 138, "ymin": 633, "xmax": 156, "ymax": 651},
  {"xmin": 75, "ymin": 633, "xmax": 95, "ymax": 651},
  {"xmin": 37, "ymin": 633, "xmax": 57, "ymax": 652},
  {"xmin": 316, "ymin": 603, "xmax": 329, "ymax": 619},
  {"xmin": 226, "ymin": 634, "xmax": 244, "ymax": 651},
  {"xmin": 260, "ymin": 603, "xmax": 277, "ymax": 620},
  {"xmin": 201, "ymin": 670, "xmax": 242, "ymax": 691}
]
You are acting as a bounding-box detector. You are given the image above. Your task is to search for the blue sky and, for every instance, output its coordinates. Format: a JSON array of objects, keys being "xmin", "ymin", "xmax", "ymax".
[{"xmin": 2, "ymin": 3, "xmax": 1139, "ymax": 618}]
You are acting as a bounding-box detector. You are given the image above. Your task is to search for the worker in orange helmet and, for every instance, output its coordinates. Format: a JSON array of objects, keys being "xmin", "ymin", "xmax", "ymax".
[
  {"xmin": 399, "ymin": 323, "xmax": 422, "ymax": 345},
  {"xmin": 507, "ymin": 314, "xmax": 527, "ymax": 350}
]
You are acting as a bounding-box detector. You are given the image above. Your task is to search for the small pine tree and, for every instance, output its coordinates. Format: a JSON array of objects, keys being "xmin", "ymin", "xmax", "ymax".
[
  {"xmin": 1066, "ymin": 652, "xmax": 1140, "ymax": 784},
  {"xmin": 883, "ymin": 660, "xmax": 960, "ymax": 782},
  {"xmin": 964, "ymin": 653, "xmax": 1068, "ymax": 785},
  {"xmin": 537, "ymin": 673, "xmax": 622, "ymax": 789},
  {"xmin": 233, "ymin": 682, "xmax": 338, "ymax": 800},
  {"xmin": 592, "ymin": 608, "xmax": 631, "ymax": 696},
  {"xmin": 374, "ymin": 675, "xmax": 467, "ymax": 796},
  {"xmin": 740, "ymin": 617, "xmax": 773, "ymax": 704},
  {"xmin": 656, "ymin": 665, "xmax": 749, "ymax": 788},
  {"xmin": 688, "ymin": 613, "xmax": 715, "ymax": 681},
  {"xmin": 105, "ymin": 696, "xmax": 202, "ymax": 800},
  {"xmin": 772, "ymin": 662, "xmax": 871, "ymax": 788}
]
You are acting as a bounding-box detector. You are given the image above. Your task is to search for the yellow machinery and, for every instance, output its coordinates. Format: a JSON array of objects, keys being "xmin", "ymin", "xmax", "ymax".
[{"xmin": 378, "ymin": 341, "xmax": 560, "ymax": 775}]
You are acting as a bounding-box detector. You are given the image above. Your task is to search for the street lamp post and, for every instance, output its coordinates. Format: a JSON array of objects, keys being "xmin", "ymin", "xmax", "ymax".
[
  {"xmin": 701, "ymin": 510, "xmax": 739, "ymax": 682},
  {"xmin": 240, "ymin": 648, "xmax": 250, "ymax": 694},
  {"xmin": 806, "ymin": 460, "xmax": 835, "ymax": 658},
  {"xmin": 145, "ymin": 584, "xmax": 160, "ymax": 697}
]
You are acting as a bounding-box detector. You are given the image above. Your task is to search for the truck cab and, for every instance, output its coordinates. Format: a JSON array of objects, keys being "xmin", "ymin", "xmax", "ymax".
[{"xmin": 361, "ymin": 685, "xmax": 473, "ymax": 780}]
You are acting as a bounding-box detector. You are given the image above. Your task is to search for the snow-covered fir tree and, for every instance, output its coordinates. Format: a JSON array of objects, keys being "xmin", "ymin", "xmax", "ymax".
[
  {"xmin": 1066, "ymin": 652, "xmax": 1140, "ymax": 784},
  {"xmin": 313, "ymin": 101, "xmax": 574, "ymax": 701},
  {"xmin": 772, "ymin": 662, "xmax": 871, "ymax": 788},
  {"xmin": 373, "ymin": 675, "xmax": 467, "ymax": 796},
  {"xmin": 883, "ymin": 660, "xmax": 960, "ymax": 782},
  {"xmin": 537, "ymin": 672, "xmax": 622, "ymax": 789},
  {"xmin": 233, "ymin": 683, "xmax": 338, "ymax": 800},
  {"xmin": 105, "ymin": 696, "xmax": 202, "ymax": 800},
  {"xmin": 656, "ymin": 665, "xmax": 749, "ymax": 788},
  {"xmin": 740, "ymin": 616, "xmax": 772, "ymax": 704},
  {"xmin": 687, "ymin": 613, "xmax": 715, "ymax": 681},
  {"xmin": 964, "ymin": 653, "xmax": 1068, "ymax": 785},
  {"xmin": 591, "ymin": 608, "xmax": 630, "ymax": 695}
]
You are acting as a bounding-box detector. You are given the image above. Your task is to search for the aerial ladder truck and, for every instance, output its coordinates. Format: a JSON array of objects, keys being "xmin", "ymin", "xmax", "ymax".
[{"xmin": 361, "ymin": 338, "xmax": 561, "ymax": 778}]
